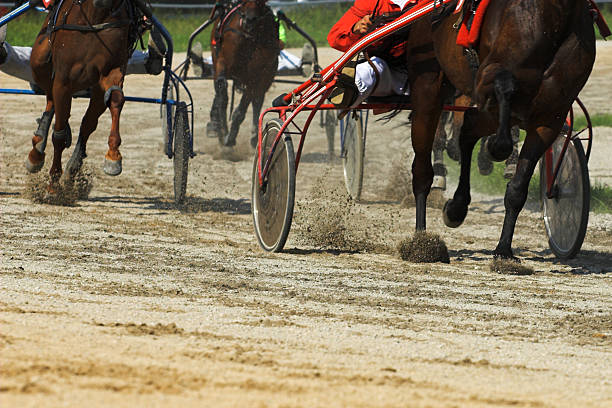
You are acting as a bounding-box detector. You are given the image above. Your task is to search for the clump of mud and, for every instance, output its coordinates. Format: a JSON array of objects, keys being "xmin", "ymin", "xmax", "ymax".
[
  {"xmin": 490, "ymin": 258, "xmax": 534, "ymax": 275},
  {"xmin": 295, "ymin": 169, "xmax": 387, "ymax": 253},
  {"xmin": 25, "ymin": 164, "xmax": 94, "ymax": 206},
  {"xmin": 397, "ymin": 231, "xmax": 450, "ymax": 263}
]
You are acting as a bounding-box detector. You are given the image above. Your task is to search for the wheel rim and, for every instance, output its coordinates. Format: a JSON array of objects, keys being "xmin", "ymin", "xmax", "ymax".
[
  {"xmin": 541, "ymin": 138, "xmax": 588, "ymax": 257},
  {"xmin": 252, "ymin": 121, "xmax": 294, "ymax": 251}
]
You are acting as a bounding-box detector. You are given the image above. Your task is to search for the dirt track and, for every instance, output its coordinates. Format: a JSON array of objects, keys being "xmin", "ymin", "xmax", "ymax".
[{"xmin": 1, "ymin": 43, "xmax": 611, "ymax": 407}]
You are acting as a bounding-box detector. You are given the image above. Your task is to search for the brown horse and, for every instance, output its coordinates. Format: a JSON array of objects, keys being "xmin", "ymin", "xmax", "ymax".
[
  {"xmin": 404, "ymin": 0, "xmax": 596, "ymax": 258},
  {"xmin": 26, "ymin": 0, "xmax": 142, "ymax": 191},
  {"xmin": 207, "ymin": 0, "xmax": 279, "ymax": 148}
]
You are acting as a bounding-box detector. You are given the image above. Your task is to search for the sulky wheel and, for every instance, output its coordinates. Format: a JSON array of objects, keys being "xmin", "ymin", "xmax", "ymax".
[
  {"xmin": 173, "ymin": 102, "xmax": 190, "ymax": 205},
  {"xmin": 324, "ymin": 109, "xmax": 338, "ymax": 160},
  {"xmin": 341, "ymin": 111, "xmax": 365, "ymax": 201},
  {"xmin": 251, "ymin": 118, "xmax": 296, "ymax": 252},
  {"xmin": 540, "ymin": 134, "xmax": 590, "ymax": 259},
  {"xmin": 162, "ymin": 85, "xmax": 175, "ymax": 157}
]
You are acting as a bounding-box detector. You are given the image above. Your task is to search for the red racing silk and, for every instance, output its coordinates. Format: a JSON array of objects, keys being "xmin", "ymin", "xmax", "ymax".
[{"xmin": 327, "ymin": 0, "xmax": 417, "ymax": 57}]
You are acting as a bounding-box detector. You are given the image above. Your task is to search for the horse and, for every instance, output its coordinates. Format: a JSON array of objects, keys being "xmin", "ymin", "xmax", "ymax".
[
  {"xmin": 207, "ymin": 0, "xmax": 279, "ymax": 149},
  {"xmin": 404, "ymin": 0, "xmax": 597, "ymax": 259},
  {"xmin": 26, "ymin": 0, "xmax": 144, "ymax": 192}
]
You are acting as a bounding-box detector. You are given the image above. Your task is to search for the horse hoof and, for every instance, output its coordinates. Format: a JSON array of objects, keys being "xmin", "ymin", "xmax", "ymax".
[
  {"xmin": 103, "ymin": 158, "xmax": 122, "ymax": 176},
  {"xmin": 206, "ymin": 122, "xmax": 219, "ymax": 138},
  {"xmin": 484, "ymin": 137, "xmax": 512, "ymax": 162},
  {"xmin": 442, "ymin": 199, "xmax": 466, "ymax": 228},
  {"xmin": 432, "ymin": 175, "xmax": 446, "ymax": 190},
  {"xmin": 25, "ymin": 153, "xmax": 45, "ymax": 173},
  {"xmin": 222, "ymin": 134, "xmax": 236, "ymax": 147}
]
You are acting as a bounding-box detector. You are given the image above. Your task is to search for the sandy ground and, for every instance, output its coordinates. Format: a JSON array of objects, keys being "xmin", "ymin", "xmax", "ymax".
[{"xmin": 0, "ymin": 41, "xmax": 611, "ymax": 407}]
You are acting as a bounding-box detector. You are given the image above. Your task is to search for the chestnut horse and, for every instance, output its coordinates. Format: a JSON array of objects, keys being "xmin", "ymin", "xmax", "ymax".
[
  {"xmin": 404, "ymin": 0, "xmax": 596, "ymax": 258},
  {"xmin": 207, "ymin": 0, "xmax": 279, "ymax": 149},
  {"xmin": 27, "ymin": 0, "xmax": 142, "ymax": 191}
]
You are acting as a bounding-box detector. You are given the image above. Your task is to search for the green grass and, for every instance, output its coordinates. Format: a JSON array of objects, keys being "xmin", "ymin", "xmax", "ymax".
[
  {"xmin": 4, "ymin": 4, "xmax": 349, "ymax": 51},
  {"xmin": 591, "ymin": 182, "xmax": 612, "ymax": 213},
  {"xmin": 573, "ymin": 113, "xmax": 612, "ymax": 130}
]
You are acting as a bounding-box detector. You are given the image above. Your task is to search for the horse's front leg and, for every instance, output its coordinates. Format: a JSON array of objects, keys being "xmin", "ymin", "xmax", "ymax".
[
  {"xmin": 223, "ymin": 90, "xmax": 251, "ymax": 147},
  {"xmin": 48, "ymin": 77, "xmax": 73, "ymax": 193},
  {"xmin": 410, "ymin": 73, "xmax": 444, "ymax": 230},
  {"xmin": 27, "ymin": 32, "xmax": 54, "ymax": 173},
  {"xmin": 207, "ymin": 75, "xmax": 229, "ymax": 141},
  {"xmin": 65, "ymin": 85, "xmax": 107, "ymax": 177},
  {"xmin": 100, "ymin": 68, "xmax": 125, "ymax": 176},
  {"xmin": 443, "ymin": 108, "xmax": 496, "ymax": 227},
  {"xmin": 26, "ymin": 98, "xmax": 54, "ymax": 173},
  {"xmin": 249, "ymin": 91, "xmax": 265, "ymax": 149}
]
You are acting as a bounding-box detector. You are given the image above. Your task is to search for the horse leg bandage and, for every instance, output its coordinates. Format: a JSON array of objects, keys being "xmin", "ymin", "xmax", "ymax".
[
  {"xmin": 104, "ymin": 85, "xmax": 123, "ymax": 107},
  {"xmin": 34, "ymin": 108, "xmax": 55, "ymax": 154},
  {"xmin": 52, "ymin": 124, "xmax": 72, "ymax": 149}
]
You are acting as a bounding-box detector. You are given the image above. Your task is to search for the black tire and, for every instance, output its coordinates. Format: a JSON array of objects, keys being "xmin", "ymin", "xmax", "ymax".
[
  {"xmin": 173, "ymin": 102, "xmax": 190, "ymax": 205},
  {"xmin": 252, "ymin": 119, "xmax": 296, "ymax": 252},
  {"xmin": 162, "ymin": 85, "xmax": 175, "ymax": 157},
  {"xmin": 540, "ymin": 136, "xmax": 590, "ymax": 259},
  {"xmin": 342, "ymin": 111, "xmax": 364, "ymax": 200}
]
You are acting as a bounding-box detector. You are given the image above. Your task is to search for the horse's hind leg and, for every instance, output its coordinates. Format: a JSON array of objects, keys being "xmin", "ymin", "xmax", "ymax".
[
  {"xmin": 494, "ymin": 32, "xmax": 595, "ymax": 258},
  {"xmin": 65, "ymin": 85, "xmax": 106, "ymax": 177},
  {"xmin": 223, "ymin": 90, "xmax": 251, "ymax": 147},
  {"xmin": 443, "ymin": 108, "xmax": 496, "ymax": 228},
  {"xmin": 250, "ymin": 90, "xmax": 265, "ymax": 149},
  {"xmin": 100, "ymin": 69, "xmax": 125, "ymax": 176},
  {"xmin": 475, "ymin": 64, "xmax": 516, "ymax": 162}
]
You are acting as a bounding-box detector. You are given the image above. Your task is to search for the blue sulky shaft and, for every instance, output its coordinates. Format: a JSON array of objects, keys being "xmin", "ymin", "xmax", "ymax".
[
  {"xmin": 0, "ymin": 89, "xmax": 177, "ymax": 105},
  {"xmin": 0, "ymin": 2, "xmax": 33, "ymax": 27}
]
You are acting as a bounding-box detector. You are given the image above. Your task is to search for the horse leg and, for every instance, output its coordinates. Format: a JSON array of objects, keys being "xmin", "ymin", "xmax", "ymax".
[
  {"xmin": 26, "ymin": 98, "xmax": 54, "ymax": 173},
  {"xmin": 223, "ymin": 90, "xmax": 251, "ymax": 147},
  {"xmin": 48, "ymin": 78, "xmax": 73, "ymax": 193},
  {"xmin": 27, "ymin": 33, "xmax": 53, "ymax": 173},
  {"xmin": 443, "ymin": 108, "xmax": 496, "ymax": 227},
  {"xmin": 100, "ymin": 69, "xmax": 125, "ymax": 176},
  {"xmin": 207, "ymin": 76, "xmax": 229, "ymax": 141},
  {"xmin": 494, "ymin": 26, "xmax": 595, "ymax": 258},
  {"xmin": 432, "ymin": 114, "xmax": 447, "ymax": 190},
  {"xmin": 65, "ymin": 85, "xmax": 106, "ymax": 177},
  {"xmin": 410, "ymin": 72, "xmax": 445, "ymax": 230},
  {"xmin": 250, "ymin": 90, "xmax": 265, "ymax": 149},
  {"xmin": 476, "ymin": 65, "xmax": 516, "ymax": 162}
]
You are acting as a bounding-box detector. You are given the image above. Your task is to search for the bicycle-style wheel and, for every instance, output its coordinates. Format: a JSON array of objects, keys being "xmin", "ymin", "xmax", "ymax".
[
  {"xmin": 540, "ymin": 136, "xmax": 590, "ymax": 259},
  {"xmin": 342, "ymin": 111, "xmax": 364, "ymax": 200},
  {"xmin": 161, "ymin": 85, "xmax": 175, "ymax": 157},
  {"xmin": 252, "ymin": 119, "xmax": 296, "ymax": 252},
  {"xmin": 173, "ymin": 102, "xmax": 190, "ymax": 205}
]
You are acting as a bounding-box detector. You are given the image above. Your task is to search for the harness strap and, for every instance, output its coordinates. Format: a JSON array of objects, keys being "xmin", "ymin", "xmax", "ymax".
[{"xmin": 52, "ymin": 19, "xmax": 131, "ymax": 32}]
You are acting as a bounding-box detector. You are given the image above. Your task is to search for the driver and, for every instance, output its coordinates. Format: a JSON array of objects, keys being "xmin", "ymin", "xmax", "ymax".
[{"xmin": 327, "ymin": 0, "xmax": 416, "ymax": 108}]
